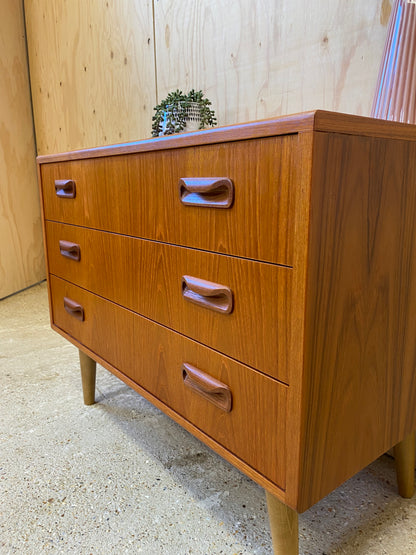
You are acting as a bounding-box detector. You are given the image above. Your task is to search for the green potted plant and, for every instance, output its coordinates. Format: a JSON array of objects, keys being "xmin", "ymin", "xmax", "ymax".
[{"xmin": 152, "ymin": 89, "xmax": 217, "ymax": 137}]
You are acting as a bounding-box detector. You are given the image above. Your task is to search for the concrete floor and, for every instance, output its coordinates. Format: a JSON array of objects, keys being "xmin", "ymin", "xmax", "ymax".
[{"xmin": 1, "ymin": 282, "xmax": 416, "ymax": 554}]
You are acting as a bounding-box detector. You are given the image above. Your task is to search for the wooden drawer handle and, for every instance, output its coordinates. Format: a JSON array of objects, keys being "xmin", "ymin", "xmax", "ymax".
[
  {"xmin": 63, "ymin": 297, "xmax": 84, "ymax": 321},
  {"xmin": 182, "ymin": 363, "xmax": 232, "ymax": 413},
  {"xmin": 181, "ymin": 275, "xmax": 233, "ymax": 314},
  {"xmin": 55, "ymin": 179, "xmax": 76, "ymax": 199},
  {"xmin": 178, "ymin": 177, "xmax": 234, "ymax": 208},
  {"xmin": 59, "ymin": 240, "xmax": 81, "ymax": 261}
]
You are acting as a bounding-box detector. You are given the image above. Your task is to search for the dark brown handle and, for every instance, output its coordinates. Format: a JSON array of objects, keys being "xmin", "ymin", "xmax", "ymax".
[
  {"xmin": 64, "ymin": 297, "xmax": 84, "ymax": 321},
  {"xmin": 181, "ymin": 275, "xmax": 233, "ymax": 314},
  {"xmin": 182, "ymin": 363, "xmax": 232, "ymax": 412},
  {"xmin": 179, "ymin": 177, "xmax": 234, "ymax": 208},
  {"xmin": 55, "ymin": 179, "xmax": 76, "ymax": 198},
  {"xmin": 59, "ymin": 240, "xmax": 81, "ymax": 261}
]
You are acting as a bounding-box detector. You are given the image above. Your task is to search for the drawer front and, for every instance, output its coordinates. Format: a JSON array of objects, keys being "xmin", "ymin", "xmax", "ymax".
[
  {"xmin": 41, "ymin": 135, "xmax": 297, "ymax": 265},
  {"xmin": 46, "ymin": 221, "xmax": 292, "ymax": 382},
  {"xmin": 50, "ymin": 275, "xmax": 287, "ymax": 490}
]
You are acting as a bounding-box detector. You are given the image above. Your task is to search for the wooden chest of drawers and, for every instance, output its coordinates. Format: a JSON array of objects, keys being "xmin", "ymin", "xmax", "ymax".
[{"xmin": 38, "ymin": 111, "xmax": 416, "ymax": 553}]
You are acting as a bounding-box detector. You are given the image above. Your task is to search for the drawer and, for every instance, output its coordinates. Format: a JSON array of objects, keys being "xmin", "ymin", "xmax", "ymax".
[
  {"xmin": 50, "ymin": 275, "xmax": 287, "ymax": 490},
  {"xmin": 41, "ymin": 135, "xmax": 298, "ymax": 265},
  {"xmin": 46, "ymin": 221, "xmax": 292, "ymax": 382}
]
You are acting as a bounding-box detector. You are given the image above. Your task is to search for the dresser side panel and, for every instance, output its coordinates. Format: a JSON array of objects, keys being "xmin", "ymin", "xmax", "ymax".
[{"xmin": 298, "ymin": 131, "xmax": 416, "ymax": 511}]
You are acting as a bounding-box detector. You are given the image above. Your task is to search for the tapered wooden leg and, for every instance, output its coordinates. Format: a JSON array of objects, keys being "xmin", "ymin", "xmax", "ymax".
[
  {"xmin": 266, "ymin": 491, "xmax": 299, "ymax": 554},
  {"xmin": 79, "ymin": 349, "xmax": 96, "ymax": 405},
  {"xmin": 393, "ymin": 432, "xmax": 415, "ymax": 498}
]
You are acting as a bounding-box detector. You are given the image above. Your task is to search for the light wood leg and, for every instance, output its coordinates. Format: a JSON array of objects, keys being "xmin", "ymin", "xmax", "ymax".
[
  {"xmin": 266, "ymin": 491, "xmax": 299, "ymax": 555},
  {"xmin": 79, "ymin": 349, "xmax": 96, "ymax": 405},
  {"xmin": 393, "ymin": 432, "xmax": 415, "ymax": 498}
]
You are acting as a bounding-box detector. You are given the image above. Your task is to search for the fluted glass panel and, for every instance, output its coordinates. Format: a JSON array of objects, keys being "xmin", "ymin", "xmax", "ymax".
[{"xmin": 372, "ymin": 0, "xmax": 416, "ymax": 123}]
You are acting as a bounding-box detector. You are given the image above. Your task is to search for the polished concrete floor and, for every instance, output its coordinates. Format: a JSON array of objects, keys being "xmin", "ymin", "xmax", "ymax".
[{"xmin": 1, "ymin": 281, "xmax": 416, "ymax": 554}]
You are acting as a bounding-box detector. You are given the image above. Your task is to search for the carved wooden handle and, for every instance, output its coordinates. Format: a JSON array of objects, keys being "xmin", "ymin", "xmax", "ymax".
[
  {"xmin": 179, "ymin": 177, "xmax": 234, "ymax": 208},
  {"xmin": 182, "ymin": 363, "xmax": 232, "ymax": 412},
  {"xmin": 181, "ymin": 275, "xmax": 233, "ymax": 314},
  {"xmin": 63, "ymin": 297, "xmax": 84, "ymax": 321},
  {"xmin": 55, "ymin": 179, "xmax": 76, "ymax": 198},
  {"xmin": 59, "ymin": 240, "xmax": 81, "ymax": 261}
]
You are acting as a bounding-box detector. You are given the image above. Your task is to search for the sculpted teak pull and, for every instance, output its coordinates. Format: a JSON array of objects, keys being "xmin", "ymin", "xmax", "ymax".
[
  {"xmin": 55, "ymin": 179, "xmax": 76, "ymax": 198},
  {"xmin": 63, "ymin": 297, "xmax": 85, "ymax": 321},
  {"xmin": 181, "ymin": 275, "xmax": 233, "ymax": 314},
  {"xmin": 179, "ymin": 177, "xmax": 234, "ymax": 208},
  {"xmin": 182, "ymin": 362, "xmax": 232, "ymax": 412},
  {"xmin": 59, "ymin": 240, "xmax": 81, "ymax": 261}
]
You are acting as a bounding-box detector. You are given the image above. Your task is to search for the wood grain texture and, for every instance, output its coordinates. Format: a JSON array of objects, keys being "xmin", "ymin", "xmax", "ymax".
[
  {"xmin": 283, "ymin": 130, "xmax": 315, "ymax": 510},
  {"xmin": 40, "ymin": 135, "xmax": 298, "ymax": 265},
  {"xmin": 36, "ymin": 112, "xmax": 317, "ymax": 163},
  {"xmin": 266, "ymin": 491, "xmax": 299, "ymax": 555},
  {"xmin": 38, "ymin": 112, "xmax": 416, "ymax": 519},
  {"xmin": 0, "ymin": 0, "xmax": 44, "ymax": 298},
  {"xmin": 298, "ymin": 131, "xmax": 416, "ymax": 511},
  {"xmin": 313, "ymin": 110, "xmax": 416, "ymax": 141},
  {"xmin": 154, "ymin": 0, "xmax": 391, "ymax": 127},
  {"xmin": 45, "ymin": 221, "xmax": 292, "ymax": 382},
  {"xmin": 26, "ymin": 0, "xmax": 391, "ymax": 154},
  {"xmin": 50, "ymin": 275, "xmax": 288, "ymax": 492},
  {"xmin": 24, "ymin": 0, "xmax": 155, "ymax": 154}
]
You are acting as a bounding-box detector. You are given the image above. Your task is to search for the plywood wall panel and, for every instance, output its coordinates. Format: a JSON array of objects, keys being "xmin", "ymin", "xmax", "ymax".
[
  {"xmin": 154, "ymin": 0, "xmax": 391, "ymax": 127},
  {"xmin": 25, "ymin": 1, "xmax": 392, "ymax": 152},
  {"xmin": 0, "ymin": 0, "xmax": 45, "ymax": 299},
  {"xmin": 25, "ymin": 0, "xmax": 156, "ymax": 154}
]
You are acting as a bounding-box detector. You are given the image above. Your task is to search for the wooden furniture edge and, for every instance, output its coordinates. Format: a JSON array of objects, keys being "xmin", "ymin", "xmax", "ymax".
[
  {"xmin": 283, "ymin": 129, "xmax": 315, "ymax": 511},
  {"xmin": 36, "ymin": 164, "xmax": 54, "ymax": 326},
  {"xmin": 35, "ymin": 111, "xmax": 316, "ymax": 163},
  {"xmin": 36, "ymin": 110, "xmax": 416, "ymax": 165},
  {"xmin": 313, "ymin": 110, "xmax": 416, "ymax": 141}
]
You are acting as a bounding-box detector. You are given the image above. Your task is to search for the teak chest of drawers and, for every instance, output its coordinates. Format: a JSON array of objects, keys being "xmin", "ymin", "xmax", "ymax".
[{"xmin": 38, "ymin": 111, "xmax": 416, "ymax": 553}]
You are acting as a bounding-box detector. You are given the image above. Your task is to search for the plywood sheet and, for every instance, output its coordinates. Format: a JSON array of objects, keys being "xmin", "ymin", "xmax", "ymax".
[
  {"xmin": 154, "ymin": 0, "xmax": 391, "ymax": 127},
  {"xmin": 25, "ymin": 0, "xmax": 392, "ymax": 152},
  {"xmin": 25, "ymin": 0, "xmax": 156, "ymax": 154},
  {"xmin": 0, "ymin": 0, "xmax": 45, "ymax": 298}
]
